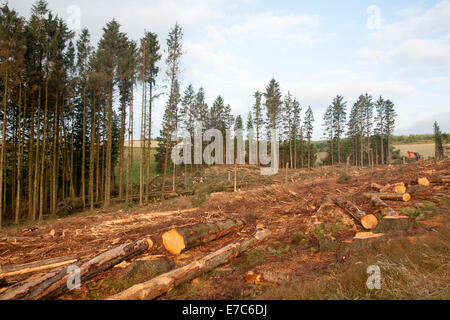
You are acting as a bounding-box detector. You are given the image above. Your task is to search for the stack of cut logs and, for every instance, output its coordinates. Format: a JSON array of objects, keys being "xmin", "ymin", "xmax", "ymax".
[
  {"xmin": 334, "ymin": 175, "xmax": 448, "ymax": 247},
  {"xmin": 0, "ymin": 217, "xmax": 269, "ymax": 300}
]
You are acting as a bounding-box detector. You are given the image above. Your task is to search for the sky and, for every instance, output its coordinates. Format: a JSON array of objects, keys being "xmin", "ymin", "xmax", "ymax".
[{"xmin": 10, "ymin": 0, "xmax": 450, "ymax": 140}]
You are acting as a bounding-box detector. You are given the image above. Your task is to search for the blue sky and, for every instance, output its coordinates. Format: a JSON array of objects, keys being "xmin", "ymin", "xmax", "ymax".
[{"xmin": 12, "ymin": 0, "xmax": 450, "ymax": 140}]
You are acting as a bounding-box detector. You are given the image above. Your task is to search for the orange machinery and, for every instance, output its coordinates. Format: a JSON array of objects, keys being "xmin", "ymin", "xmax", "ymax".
[{"xmin": 407, "ymin": 151, "xmax": 424, "ymax": 161}]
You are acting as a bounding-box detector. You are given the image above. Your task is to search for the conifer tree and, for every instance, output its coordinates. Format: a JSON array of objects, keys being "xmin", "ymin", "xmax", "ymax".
[{"xmin": 303, "ymin": 106, "xmax": 314, "ymax": 169}]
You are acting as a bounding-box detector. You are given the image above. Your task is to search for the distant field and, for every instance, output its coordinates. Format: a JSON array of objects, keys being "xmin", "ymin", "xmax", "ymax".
[
  {"xmin": 123, "ymin": 140, "xmax": 159, "ymax": 148},
  {"xmin": 393, "ymin": 143, "xmax": 435, "ymax": 159},
  {"xmin": 315, "ymin": 142, "xmax": 440, "ymax": 164}
]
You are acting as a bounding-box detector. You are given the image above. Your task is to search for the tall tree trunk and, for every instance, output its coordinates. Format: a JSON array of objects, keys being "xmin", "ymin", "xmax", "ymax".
[
  {"xmin": 119, "ymin": 102, "xmax": 125, "ymax": 201},
  {"xmin": 15, "ymin": 84, "xmax": 24, "ymax": 223},
  {"xmin": 0, "ymin": 68, "xmax": 8, "ymax": 228},
  {"xmin": 294, "ymin": 135, "xmax": 297, "ymax": 169},
  {"xmin": 81, "ymin": 87, "xmax": 86, "ymax": 211},
  {"xmin": 27, "ymin": 92, "xmax": 35, "ymax": 219},
  {"xmin": 337, "ymin": 123, "xmax": 341, "ymax": 164},
  {"xmin": 89, "ymin": 97, "xmax": 96, "ymax": 211},
  {"xmin": 387, "ymin": 133, "xmax": 391, "ymax": 165},
  {"xmin": 126, "ymin": 85, "xmax": 133, "ymax": 205},
  {"xmin": 104, "ymin": 82, "xmax": 113, "ymax": 208},
  {"xmin": 33, "ymin": 88, "xmax": 41, "ymax": 221},
  {"xmin": 51, "ymin": 96, "xmax": 58, "ymax": 216},
  {"xmin": 39, "ymin": 80, "xmax": 49, "ymax": 221},
  {"xmin": 139, "ymin": 46, "xmax": 145, "ymax": 206},
  {"xmin": 146, "ymin": 81, "xmax": 153, "ymax": 202},
  {"xmin": 161, "ymin": 78, "xmax": 175, "ymax": 201}
]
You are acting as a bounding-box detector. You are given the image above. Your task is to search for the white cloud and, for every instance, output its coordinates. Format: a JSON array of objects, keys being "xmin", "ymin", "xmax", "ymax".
[
  {"xmin": 371, "ymin": 0, "xmax": 450, "ymax": 42},
  {"xmin": 205, "ymin": 12, "xmax": 336, "ymax": 46},
  {"xmin": 389, "ymin": 38, "xmax": 450, "ymax": 68}
]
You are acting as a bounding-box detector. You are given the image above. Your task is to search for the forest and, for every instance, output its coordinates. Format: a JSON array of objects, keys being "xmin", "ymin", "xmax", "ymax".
[{"xmin": 4, "ymin": 0, "xmax": 448, "ymax": 228}]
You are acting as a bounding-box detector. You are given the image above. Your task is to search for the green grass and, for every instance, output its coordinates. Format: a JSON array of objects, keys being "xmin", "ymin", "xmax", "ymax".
[
  {"xmin": 114, "ymin": 147, "xmax": 158, "ymax": 185},
  {"xmin": 258, "ymin": 223, "xmax": 450, "ymax": 300}
]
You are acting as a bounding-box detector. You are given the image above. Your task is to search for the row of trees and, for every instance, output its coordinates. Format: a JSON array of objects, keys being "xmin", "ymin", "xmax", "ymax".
[
  {"xmin": 0, "ymin": 0, "xmax": 409, "ymax": 227},
  {"xmin": 321, "ymin": 93, "xmax": 397, "ymax": 166},
  {"xmin": 0, "ymin": 0, "xmax": 185, "ymax": 226},
  {"xmin": 154, "ymin": 76, "xmax": 318, "ymax": 179}
]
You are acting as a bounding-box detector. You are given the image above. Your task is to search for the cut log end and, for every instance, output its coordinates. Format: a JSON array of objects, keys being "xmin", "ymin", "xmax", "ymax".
[
  {"xmin": 418, "ymin": 177, "xmax": 430, "ymax": 186},
  {"xmin": 393, "ymin": 185, "xmax": 407, "ymax": 194},
  {"xmin": 360, "ymin": 214, "xmax": 378, "ymax": 229},
  {"xmin": 402, "ymin": 193, "xmax": 411, "ymax": 202},
  {"xmin": 162, "ymin": 229, "xmax": 186, "ymax": 255}
]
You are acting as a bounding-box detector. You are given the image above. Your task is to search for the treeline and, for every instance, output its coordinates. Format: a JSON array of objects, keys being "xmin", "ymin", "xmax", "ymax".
[
  {"xmin": 155, "ymin": 77, "xmax": 318, "ymax": 176},
  {"xmin": 0, "ymin": 0, "xmax": 406, "ymax": 227},
  {"xmin": 0, "ymin": 0, "xmax": 170, "ymax": 225},
  {"xmin": 0, "ymin": 1, "xmax": 317, "ymax": 226},
  {"xmin": 320, "ymin": 94, "xmax": 397, "ymax": 166}
]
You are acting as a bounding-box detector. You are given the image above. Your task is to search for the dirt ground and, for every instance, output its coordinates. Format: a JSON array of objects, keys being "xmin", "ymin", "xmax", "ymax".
[{"xmin": 0, "ymin": 159, "xmax": 448, "ymax": 299}]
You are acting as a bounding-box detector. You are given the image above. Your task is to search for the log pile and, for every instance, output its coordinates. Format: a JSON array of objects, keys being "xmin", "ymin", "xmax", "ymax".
[
  {"xmin": 108, "ymin": 229, "xmax": 271, "ymax": 300},
  {"xmin": 0, "ymin": 238, "xmax": 153, "ymax": 300}
]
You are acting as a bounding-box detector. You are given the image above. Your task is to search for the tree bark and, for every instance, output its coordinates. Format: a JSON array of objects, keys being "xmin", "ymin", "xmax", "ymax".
[
  {"xmin": 365, "ymin": 194, "xmax": 398, "ymax": 216},
  {"xmin": 333, "ymin": 197, "xmax": 378, "ymax": 229},
  {"xmin": 108, "ymin": 229, "xmax": 270, "ymax": 300},
  {"xmin": 0, "ymin": 256, "xmax": 78, "ymax": 279},
  {"xmin": 0, "ymin": 68, "xmax": 8, "ymax": 228},
  {"xmin": 162, "ymin": 218, "xmax": 246, "ymax": 255},
  {"xmin": 365, "ymin": 192, "xmax": 411, "ymax": 202},
  {"xmin": 104, "ymin": 82, "xmax": 113, "ymax": 208},
  {"xmin": 39, "ymin": 80, "xmax": 49, "ymax": 220}
]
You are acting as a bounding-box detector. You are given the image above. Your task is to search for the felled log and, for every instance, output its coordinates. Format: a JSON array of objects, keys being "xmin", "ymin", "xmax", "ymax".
[
  {"xmin": 371, "ymin": 182, "xmax": 406, "ymax": 194},
  {"xmin": 334, "ymin": 197, "xmax": 378, "ymax": 229},
  {"xmin": 364, "ymin": 192, "xmax": 411, "ymax": 202},
  {"xmin": 108, "ymin": 229, "xmax": 271, "ymax": 300},
  {"xmin": 162, "ymin": 218, "xmax": 246, "ymax": 255},
  {"xmin": 418, "ymin": 177, "xmax": 430, "ymax": 186},
  {"xmin": 441, "ymin": 176, "xmax": 450, "ymax": 183},
  {"xmin": 0, "ymin": 238, "xmax": 153, "ymax": 300},
  {"xmin": 244, "ymin": 270, "xmax": 291, "ymax": 285},
  {"xmin": 0, "ymin": 256, "xmax": 77, "ymax": 279},
  {"xmin": 374, "ymin": 215, "xmax": 413, "ymax": 233},
  {"xmin": 370, "ymin": 183, "xmax": 384, "ymax": 191},
  {"xmin": 365, "ymin": 194, "xmax": 398, "ymax": 216}
]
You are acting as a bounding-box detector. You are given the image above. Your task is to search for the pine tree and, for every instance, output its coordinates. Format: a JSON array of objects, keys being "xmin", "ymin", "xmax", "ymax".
[
  {"xmin": 434, "ymin": 121, "xmax": 444, "ymax": 160},
  {"xmin": 322, "ymin": 105, "xmax": 334, "ymax": 165},
  {"xmin": 117, "ymin": 38, "xmax": 136, "ymax": 201},
  {"xmin": 0, "ymin": 3, "xmax": 25, "ymax": 226},
  {"xmin": 303, "ymin": 106, "xmax": 314, "ymax": 169},
  {"xmin": 374, "ymin": 96, "xmax": 385, "ymax": 164},
  {"xmin": 331, "ymin": 95, "xmax": 346, "ymax": 163},
  {"xmin": 263, "ymin": 78, "xmax": 282, "ymax": 136},
  {"xmin": 384, "ymin": 99, "xmax": 396, "ymax": 164},
  {"xmin": 76, "ymin": 28, "xmax": 92, "ymax": 211},
  {"xmin": 292, "ymin": 98, "xmax": 301, "ymax": 169},
  {"xmin": 141, "ymin": 31, "xmax": 161, "ymax": 201},
  {"xmin": 161, "ymin": 23, "xmax": 183, "ymax": 200},
  {"xmin": 97, "ymin": 19, "xmax": 124, "ymax": 207},
  {"xmin": 283, "ymin": 91, "xmax": 294, "ymax": 167},
  {"xmin": 252, "ymin": 91, "xmax": 263, "ymax": 165}
]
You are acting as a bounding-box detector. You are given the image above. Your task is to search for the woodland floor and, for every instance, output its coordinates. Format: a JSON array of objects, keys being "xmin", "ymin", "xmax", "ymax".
[{"xmin": 0, "ymin": 160, "xmax": 449, "ymax": 300}]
